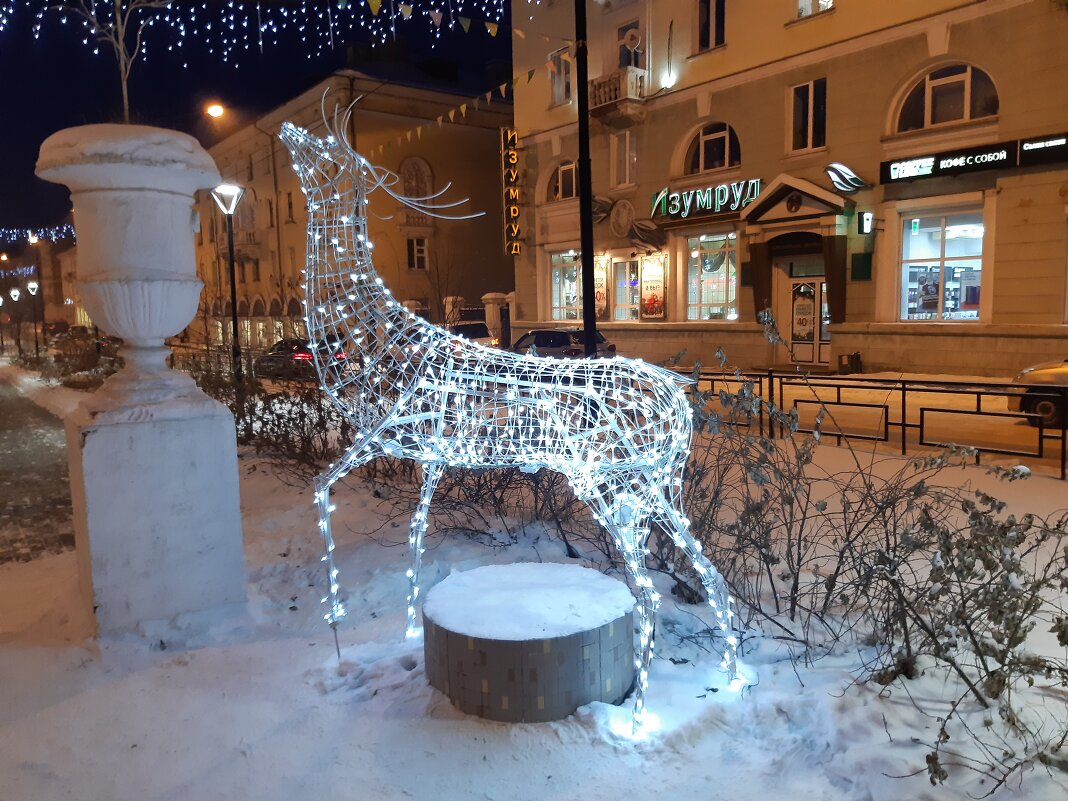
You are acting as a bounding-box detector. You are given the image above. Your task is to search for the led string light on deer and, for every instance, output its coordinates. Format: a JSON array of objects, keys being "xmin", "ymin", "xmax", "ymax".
[{"xmin": 280, "ymin": 109, "xmax": 741, "ymax": 727}]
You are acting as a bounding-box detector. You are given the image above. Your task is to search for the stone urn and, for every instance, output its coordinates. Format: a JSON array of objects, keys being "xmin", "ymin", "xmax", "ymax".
[
  {"xmin": 37, "ymin": 124, "xmax": 219, "ymax": 417},
  {"xmin": 36, "ymin": 125, "xmax": 247, "ymax": 635}
]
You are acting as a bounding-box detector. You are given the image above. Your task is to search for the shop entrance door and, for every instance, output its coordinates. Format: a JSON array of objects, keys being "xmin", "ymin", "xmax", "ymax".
[{"xmin": 775, "ymin": 258, "xmax": 831, "ymax": 367}]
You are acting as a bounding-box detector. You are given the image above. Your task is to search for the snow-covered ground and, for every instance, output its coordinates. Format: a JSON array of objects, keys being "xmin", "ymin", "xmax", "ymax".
[{"xmin": 1, "ymin": 372, "xmax": 1065, "ymax": 801}]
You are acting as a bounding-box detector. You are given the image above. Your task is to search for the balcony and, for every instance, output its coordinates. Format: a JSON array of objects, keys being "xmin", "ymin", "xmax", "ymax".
[{"xmin": 589, "ymin": 67, "xmax": 646, "ymax": 123}]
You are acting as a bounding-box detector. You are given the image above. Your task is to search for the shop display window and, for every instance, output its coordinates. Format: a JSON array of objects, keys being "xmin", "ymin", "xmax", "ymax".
[
  {"xmin": 613, "ymin": 260, "xmax": 640, "ymax": 320},
  {"xmin": 551, "ymin": 252, "xmax": 582, "ymax": 320},
  {"xmin": 687, "ymin": 232, "xmax": 738, "ymax": 320},
  {"xmin": 900, "ymin": 210, "xmax": 983, "ymax": 321}
]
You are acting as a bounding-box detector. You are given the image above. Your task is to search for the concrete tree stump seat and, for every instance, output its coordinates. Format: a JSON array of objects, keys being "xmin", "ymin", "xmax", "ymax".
[{"xmin": 422, "ymin": 563, "xmax": 636, "ymax": 723}]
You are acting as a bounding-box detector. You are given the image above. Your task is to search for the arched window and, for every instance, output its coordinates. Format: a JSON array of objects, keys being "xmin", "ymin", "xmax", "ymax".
[
  {"xmin": 897, "ymin": 64, "xmax": 998, "ymax": 133},
  {"xmin": 548, "ymin": 160, "xmax": 577, "ymax": 201},
  {"xmin": 268, "ymin": 298, "xmax": 283, "ymax": 317},
  {"xmin": 251, "ymin": 298, "xmax": 266, "ymax": 317},
  {"xmin": 286, "ymin": 298, "xmax": 302, "ymax": 317},
  {"xmin": 684, "ymin": 123, "xmax": 741, "ymax": 174}
]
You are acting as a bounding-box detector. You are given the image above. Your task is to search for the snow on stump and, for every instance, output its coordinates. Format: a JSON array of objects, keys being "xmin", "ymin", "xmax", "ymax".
[{"xmin": 422, "ymin": 563, "xmax": 635, "ymax": 723}]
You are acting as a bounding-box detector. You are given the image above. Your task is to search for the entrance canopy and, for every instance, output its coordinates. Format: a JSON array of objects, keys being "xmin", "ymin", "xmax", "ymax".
[{"xmin": 741, "ymin": 174, "xmax": 851, "ymax": 224}]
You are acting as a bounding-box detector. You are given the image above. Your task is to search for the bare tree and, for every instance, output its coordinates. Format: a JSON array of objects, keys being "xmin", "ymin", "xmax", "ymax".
[{"xmin": 43, "ymin": 0, "xmax": 172, "ymax": 123}]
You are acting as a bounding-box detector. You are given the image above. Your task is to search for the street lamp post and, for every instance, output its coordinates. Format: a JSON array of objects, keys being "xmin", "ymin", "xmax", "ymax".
[
  {"xmin": 210, "ymin": 183, "xmax": 245, "ymax": 382},
  {"xmin": 27, "ymin": 280, "xmax": 40, "ymax": 358},
  {"xmin": 9, "ymin": 287, "xmax": 21, "ymax": 356},
  {"xmin": 0, "ymin": 296, "xmax": 5, "ymax": 354},
  {"xmin": 573, "ymin": 0, "xmax": 598, "ymax": 358}
]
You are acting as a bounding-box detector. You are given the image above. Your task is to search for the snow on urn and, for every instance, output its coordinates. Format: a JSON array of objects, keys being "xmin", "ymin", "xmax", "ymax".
[{"xmin": 36, "ymin": 124, "xmax": 217, "ymax": 410}]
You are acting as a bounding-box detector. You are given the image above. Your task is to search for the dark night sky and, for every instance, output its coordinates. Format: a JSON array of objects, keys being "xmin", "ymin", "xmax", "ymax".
[{"xmin": 0, "ymin": 4, "xmax": 512, "ymax": 230}]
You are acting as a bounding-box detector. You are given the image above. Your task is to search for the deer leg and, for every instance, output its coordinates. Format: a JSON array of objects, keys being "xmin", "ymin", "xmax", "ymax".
[
  {"xmin": 406, "ymin": 461, "xmax": 444, "ymax": 638},
  {"xmin": 314, "ymin": 439, "xmax": 380, "ymax": 654},
  {"xmin": 588, "ymin": 489, "xmax": 658, "ymax": 726},
  {"xmin": 648, "ymin": 480, "xmax": 738, "ymax": 682}
]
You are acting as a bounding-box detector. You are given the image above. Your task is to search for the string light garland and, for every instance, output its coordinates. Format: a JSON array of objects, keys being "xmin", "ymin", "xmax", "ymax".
[
  {"xmin": 2, "ymin": 1, "xmax": 508, "ymax": 60},
  {"xmin": 280, "ymin": 109, "xmax": 741, "ymax": 728},
  {"xmin": 0, "ymin": 225, "xmax": 75, "ymax": 244}
]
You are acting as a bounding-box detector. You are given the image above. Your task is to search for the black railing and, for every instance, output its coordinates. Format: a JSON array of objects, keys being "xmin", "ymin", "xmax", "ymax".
[{"xmin": 688, "ymin": 370, "xmax": 1068, "ymax": 480}]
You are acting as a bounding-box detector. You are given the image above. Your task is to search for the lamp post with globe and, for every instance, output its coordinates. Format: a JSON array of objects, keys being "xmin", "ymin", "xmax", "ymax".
[
  {"xmin": 8, "ymin": 287, "xmax": 21, "ymax": 356},
  {"xmin": 26, "ymin": 280, "xmax": 40, "ymax": 358},
  {"xmin": 209, "ymin": 182, "xmax": 245, "ymax": 382}
]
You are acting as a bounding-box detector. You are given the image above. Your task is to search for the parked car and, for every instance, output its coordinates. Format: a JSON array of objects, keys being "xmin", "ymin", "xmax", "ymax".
[
  {"xmin": 95, "ymin": 335, "xmax": 124, "ymax": 357},
  {"xmin": 252, "ymin": 338, "xmax": 348, "ymax": 381},
  {"xmin": 1009, "ymin": 358, "xmax": 1068, "ymax": 427},
  {"xmin": 511, "ymin": 327, "xmax": 617, "ymax": 358},
  {"xmin": 43, "ymin": 321, "xmax": 69, "ymax": 337},
  {"xmin": 447, "ymin": 321, "xmax": 499, "ymax": 348}
]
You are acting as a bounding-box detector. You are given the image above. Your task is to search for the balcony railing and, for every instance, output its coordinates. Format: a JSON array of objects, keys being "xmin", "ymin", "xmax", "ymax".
[{"xmin": 590, "ymin": 66, "xmax": 646, "ymax": 111}]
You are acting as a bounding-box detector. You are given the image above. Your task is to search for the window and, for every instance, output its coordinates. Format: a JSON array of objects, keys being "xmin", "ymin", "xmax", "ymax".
[
  {"xmin": 685, "ymin": 123, "xmax": 741, "ymax": 174},
  {"xmin": 407, "ymin": 237, "xmax": 428, "ymax": 271},
  {"xmin": 613, "ymin": 260, "xmax": 640, "ymax": 320},
  {"xmin": 797, "ymin": 0, "xmax": 833, "ymax": 18},
  {"xmin": 550, "ymin": 47, "xmax": 571, "ymax": 106},
  {"xmin": 897, "ymin": 64, "xmax": 998, "ymax": 133},
  {"xmin": 900, "ymin": 210, "xmax": 983, "ymax": 321},
  {"xmin": 286, "ymin": 192, "xmax": 295, "ymax": 222},
  {"xmin": 550, "ymin": 252, "xmax": 582, "ymax": 320},
  {"xmin": 252, "ymin": 258, "xmax": 261, "ymax": 282},
  {"xmin": 687, "ymin": 232, "xmax": 738, "ymax": 320},
  {"xmin": 549, "ymin": 161, "xmax": 577, "ymax": 201},
  {"xmin": 247, "ymin": 154, "xmax": 254, "ymax": 181},
  {"xmin": 611, "ymin": 130, "xmax": 636, "ymax": 187},
  {"xmin": 698, "ymin": 0, "xmax": 726, "ymax": 51},
  {"xmin": 266, "ymin": 199, "xmax": 275, "ymax": 228},
  {"xmin": 288, "ymin": 246, "xmax": 297, "ymax": 270},
  {"xmin": 239, "ymin": 262, "xmax": 247, "ymax": 283},
  {"xmin": 790, "ymin": 78, "xmax": 826, "ymax": 151},
  {"xmin": 617, "ymin": 21, "xmax": 644, "ymax": 69}
]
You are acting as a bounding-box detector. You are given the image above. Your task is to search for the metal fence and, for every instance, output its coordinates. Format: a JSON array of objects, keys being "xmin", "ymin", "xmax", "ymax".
[{"xmin": 690, "ymin": 370, "xmax": 1068, "ymax": 480}]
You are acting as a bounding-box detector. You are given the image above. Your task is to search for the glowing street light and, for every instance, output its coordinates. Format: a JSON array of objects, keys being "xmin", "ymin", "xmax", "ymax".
[
  {"xmin": 27, "ymin": 233, "xmax": 39, "ymax": 244},
  {"xmin": 9, "ymin": 288, "xmax": 19, "ymax": 302},
  {"xmin": 206, "ymin": 103, "xmax": 225, "ymax": 119},
  {"xmin": 210, "ymin": 182, "xmax": 246, "ymax": 382}
]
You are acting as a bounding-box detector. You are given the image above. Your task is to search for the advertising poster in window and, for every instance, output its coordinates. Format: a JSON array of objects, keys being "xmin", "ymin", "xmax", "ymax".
[
  {"xmin": 593, "ymin": 260, "xmax": 609, "ymax": 320},
  {"xmin": 959, "ymin": 270, "xmax": 980, "ymax": 311},
  {"xmin": 918, "ymin": 268, "xmax": 940, "ymax": 312},
  {"xmin": 640, "ymin": 257, "xmax": 666, "ymax": 319},
  {"xmin": 791, "ymin": 284, "xmax": 816, "ymax": 342}
]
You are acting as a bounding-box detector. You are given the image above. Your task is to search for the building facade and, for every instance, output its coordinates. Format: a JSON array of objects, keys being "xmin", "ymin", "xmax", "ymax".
[
  {"xmin": 192, "ymin": 70, "xmax": 515, "ymax": 351},
  {"xmin": 510, "ymin": 0, "xmax": 1068, "ymax": 375}
]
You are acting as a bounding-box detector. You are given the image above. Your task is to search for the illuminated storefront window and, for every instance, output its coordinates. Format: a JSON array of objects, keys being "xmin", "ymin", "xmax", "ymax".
[
  {"xmin": 687, "ymin": 232, "xmax": 738, "ymax": 320},
  {"xmin": 613, "ymin": 260, "xmax": 640, "ymax": 320},
  {"xmin": 550, "ymin": 251, "xmax": 582, "ymax": 320},
  {"xmin": 900, "ymin": 210, "xmax": 983, "ymax": 321}
]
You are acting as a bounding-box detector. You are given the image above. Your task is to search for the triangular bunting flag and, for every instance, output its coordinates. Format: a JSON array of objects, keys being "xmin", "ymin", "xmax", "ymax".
[
  {"xmin": 472, "ymin": 98, "xmax": 481, "ymax": 111},
  {"xmin": 460, "ymin": 103, "xmax": 467, "ymax": 117},
  {"xmin": 429, "ymin": 10, "xmax": 443, "ymax": 27},
  {"xmin": 484, "ymin": 91, "xmax": 492, "ymax": 103},
  {"xmin": 406, "ymin": 130, "xmax": 412, "ymax": 142},
  {"xmin": 417, "ymin": 127, "xmax": 423, "ymax": 139},
  {"xmin": 514, "ymin": 28, "xmax": 525, "ymax": 39},
  {"xmin": 458, "ymin": 16, "xmax": 470, "ymax": 32},
  {"xmin": 526, "ymin": 68, "xmax": 536, "ymax": 82},
  {"xmin": 485, "ymin": 21, "xmax": 498, "ymax": 37},
  {"xmin": 399, "ymin": 3, "xmax": 412, "ymax": 18},
  {"xmin": 499, "ymin": 83, "xmax": 508, "ymax": 97},
  {"xmin": 436, "ymin": 115, "xmax": 443, "ymax": 126},
  {"xmin": 448, "ymin": 109, "xmax": 456, "ymax": 122},
  {"xmin": 367, "ymin": 0, "xmax": 381, "ymax": 15}
]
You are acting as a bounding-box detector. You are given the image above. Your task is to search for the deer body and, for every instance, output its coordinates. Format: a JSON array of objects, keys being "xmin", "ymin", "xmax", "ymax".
[{"xmin": 280, "ymin": 120, "xmax": 737, "ymax": 723}]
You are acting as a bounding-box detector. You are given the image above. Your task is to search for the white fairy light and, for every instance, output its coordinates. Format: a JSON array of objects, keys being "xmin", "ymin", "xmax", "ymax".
[{"xmin": 280, "ymin": 112, "xmax": 740, "ymax": 725}]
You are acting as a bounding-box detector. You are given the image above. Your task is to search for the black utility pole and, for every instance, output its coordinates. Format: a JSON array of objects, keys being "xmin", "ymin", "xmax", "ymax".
[{"xmin": 574, "ymin": 0, "xmax": 598, "ymax": 357}]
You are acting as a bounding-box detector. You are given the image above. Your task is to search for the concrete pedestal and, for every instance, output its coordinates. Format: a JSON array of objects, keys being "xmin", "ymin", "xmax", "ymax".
[
  {"xmin": 423, "ymin": 563, "xmax": 635, "ymax": 723},
  {"xmin": 66, "ymin": 402, "xmax": 246, "ymax": 633}
]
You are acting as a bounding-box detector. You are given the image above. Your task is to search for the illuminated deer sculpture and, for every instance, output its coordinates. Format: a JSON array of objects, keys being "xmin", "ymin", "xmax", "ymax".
[{"xmin": 279, "ymin": 115, "xmax": 738, "ymax": 723}]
